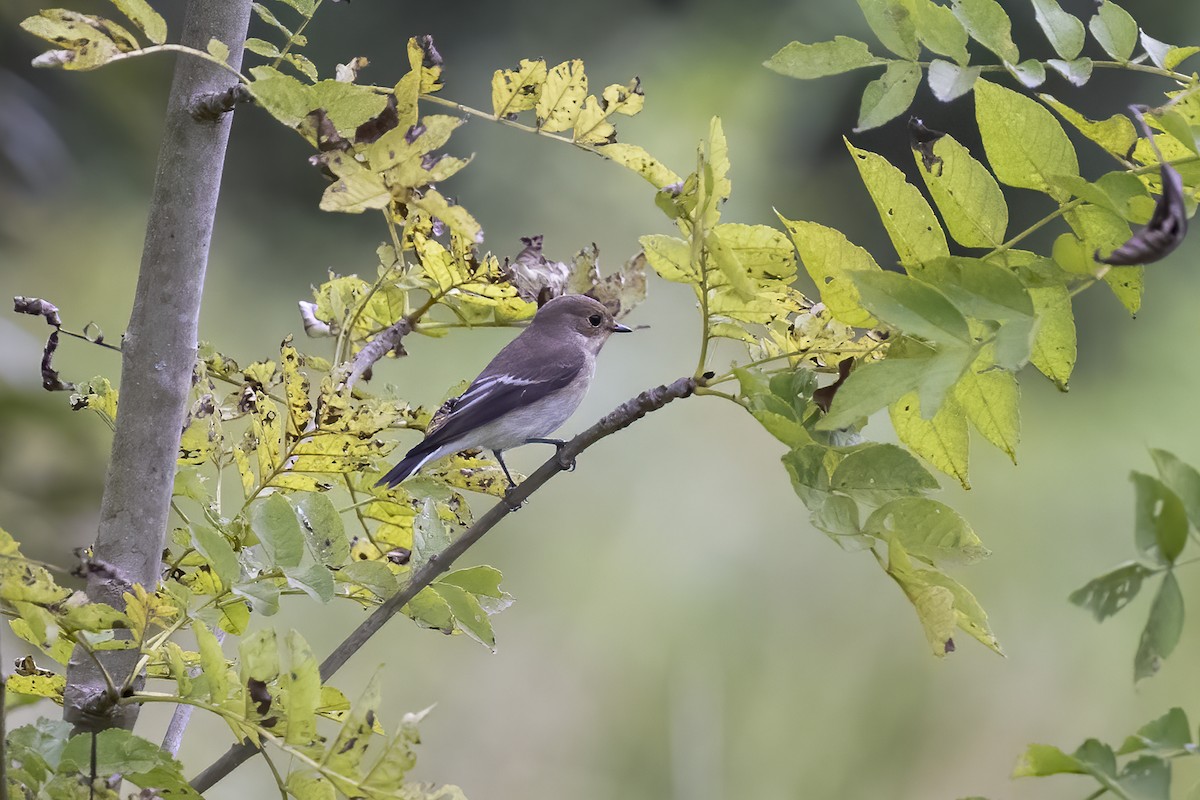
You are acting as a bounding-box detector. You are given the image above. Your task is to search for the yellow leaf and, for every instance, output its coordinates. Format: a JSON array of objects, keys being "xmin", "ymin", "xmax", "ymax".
[
  {"xmin": 250, "ymin": 391, "xmax": 283, "ymax": 480},
  {"xmin": 6, "ymin": 672, "xmax": 65, "ymax": 703},
  {"xmin": 953, "ymin": 364, "xmax": 1020, "ymax": 462},
  {"xmin": 492, "ymin": 58, "xmax": 547, "ymax": 117},
  {"xmin": 595, "ymin": 142, "xmax": 681, "ymax": 190},
  {"xmin": 889, "ymin": 392, "xmax": 970, "ymax": 488},
  {"xmin": 178, "ymin": 416, "xmax": 218, "ymax": 465},
  {"xmin": 233, "ymin": 445, "xmax": 255, "ymax": 497},
  {"xmin": 317, "ymin": 152, "xmax": 391, "ymax": 213},
  {"xmin": 280, "ymin": 335, "xmax": 313, "ymax": 442},
  {"xmin": 69, "ymin": 377, "xmax": 118, "ymax": 425},
  {"xmin": 572, "ymin": 95, "xmax": 616, "ymax": 145},
  {"xmin": 535, "ymin": 59, "xmax": 587, "ymax": 132},
  {"xmin": 602, "ymin": 79, "xmax": 645, "ymax": 116},
  {"xmin": 1028, "ymin": 283, "xmax": 1076, "ymax": 390}
]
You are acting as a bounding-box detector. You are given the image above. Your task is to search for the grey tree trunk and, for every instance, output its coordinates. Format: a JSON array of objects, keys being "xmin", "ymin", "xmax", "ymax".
[{"xmin": 62, "ymin": 0, "xmax": 253, "ymax": 732}]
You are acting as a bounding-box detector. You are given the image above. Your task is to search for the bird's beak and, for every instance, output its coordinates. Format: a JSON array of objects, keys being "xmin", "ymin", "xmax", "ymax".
[{"xmin": 612, "ymin": 322, "xmax": 633, "ymax": 333}]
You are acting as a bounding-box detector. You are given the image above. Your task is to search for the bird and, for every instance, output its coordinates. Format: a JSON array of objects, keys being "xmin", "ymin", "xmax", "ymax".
[{"xmin": 376, "ymin": 294, "xmax": 632, "ymax": 490}]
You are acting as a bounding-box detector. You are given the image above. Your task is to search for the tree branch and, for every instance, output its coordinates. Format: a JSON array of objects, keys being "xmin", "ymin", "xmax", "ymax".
[
  {"xmin": 189, "ymin": 375, "xmax": 697, "ymax": 791},
  {"xmin": 61, "ymin": 0, "xmax": 253, "ymax": 734}
]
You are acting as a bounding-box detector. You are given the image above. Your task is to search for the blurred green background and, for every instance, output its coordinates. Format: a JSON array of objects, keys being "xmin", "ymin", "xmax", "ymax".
[{"xmin": 4, "ymin": 1, "xmax": 1200, "ymax": 798}]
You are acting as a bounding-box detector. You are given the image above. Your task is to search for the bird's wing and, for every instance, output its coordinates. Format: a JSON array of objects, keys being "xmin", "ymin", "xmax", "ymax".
[{"xmin": 417, "ymin": 350, "xmax": 584, "ymax": 451}]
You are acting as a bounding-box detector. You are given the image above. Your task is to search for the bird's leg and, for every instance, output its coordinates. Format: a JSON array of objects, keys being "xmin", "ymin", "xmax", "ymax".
[
  {"xmin": 526, "ymin": 437, "xmax": 575, "ymax": 471},
  {"xmin": 493, "ymin": 450, "xmax": 524, "ymax": 510},
  {"xmin": 493, "ymin": 450, "xmax": 518, "ymax": 488}
]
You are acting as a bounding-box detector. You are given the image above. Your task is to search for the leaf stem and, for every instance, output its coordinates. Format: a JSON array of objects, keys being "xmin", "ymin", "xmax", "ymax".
[
  {"xmin": 420, "ymin": 94, "xmax": 592, "ymax": 152},
  {"xmin": 269, "ymin": 0, "xmax": 323, "ymax": 72},
  {"xmin": 105, "ymin": 44, "xmax": 249, "ymax": 85}
]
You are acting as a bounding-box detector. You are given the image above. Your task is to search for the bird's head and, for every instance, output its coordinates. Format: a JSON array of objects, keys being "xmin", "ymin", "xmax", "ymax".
[{"xmin": 531, "ymin": 294, "xmax": 632, "ymax": 350}]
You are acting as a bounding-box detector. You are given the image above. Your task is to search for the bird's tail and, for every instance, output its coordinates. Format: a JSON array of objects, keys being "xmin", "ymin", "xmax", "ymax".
[{"xmin": 375, "ymin": 443, "xmax": 440, "ymax": 489}]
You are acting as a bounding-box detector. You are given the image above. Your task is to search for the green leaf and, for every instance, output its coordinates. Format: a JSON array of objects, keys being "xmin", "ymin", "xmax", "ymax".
[
  {"xmin": 737, "ymin": 367, "xmax": 815, "ymax": 448},
  {"xmin": 411, "ymin": 498, "xmax": 451, "ymax": 570},
  {"xmin": 1141, "ymin": 32, "xmax": 1200, "ymax": 71},
  {"xmin": 1069, "ymin": 562, "xmax": 1152, "ymax": 622},
  {"xmin": 706, "ymin": 223, "xmax": 797, "ymax": 297},
  {"xmin": 889, "ymin": 392, "xmax": 970, "ymax": 487},
  {"xmin": 293, "ymin": 492, "xmax": 350, "ymax": 567},
  {"xmin": 285, "ymin": 52, "xmax": 319, "ymax": 82},
  {"xmin": 107, "ymin": 0, "xmax": 166, "ymax": 44},
  {"xmin": 777, "ymin": 215, "xmax": 880, "ymax": 327},
  {"xmin": 338, "ymin": 560, "xmax": 399, "ymax": 599},
  {"xmin": 252, "ymin": 2, "xmax": 293, "ymax": 38},
  {"xmin": 975, "ymin": 80, "xmax": 1079, "ymax": 199},
  {"xmin": 809, "ymin": 493, "xmax": 864, "ymax": 542},
  {"xmin": 1031, "ymin": 0, "xmax": 1085, "ymax": 59},
  {"xmin": 1118, "ymin": 707, "xmax": 1193, "ymax": 755},
  {"xmin": 829, "ymin": 443, "xmax": 940, "ymax": 504},
  {"xmin": 21, "ymin": 10, "xmax": 136, "ymax": 70},
  {"xmin": 191, "ymin": 524, "xmax": 240, "ymax": 589},
  {"xmin": 276, "ymin": 0, "xmax": 317, "ymax": 15},
  {"xmin": 247, "ymin": 65, "xmax": 312, "ymax": 127},
  {"xmin": 1005, "ymin": 59, "xmax": 1046, "ymax": 89},
  {"xmin": 764, "ymin": 36, "xmax": 888, "ymax": 78},
  {"xmin": 1131, "ymin": 472, "xmax": 1189, "ymax": 565},
  {"xmin": 856, "ymin": 61, "xmax": 921, "ymax": 131},
  {"xmin": 1150, "ymin": 449, "xmax": 1200, "ymax": 533},
  {"xmin": 953, "ymin": 366, "xmax": 1020, "ymax": 462},
  {"xmin": 1046, "ymin": 57, "xmax": 1093, "ymax": 87},
  {"xmin": 284, "ymin": 630, "xmax": 321, "ymax": 749},
  {"xmin": 233, "ymin": 579, "xmax": 281, "ymax": 615},
  {"xmin": 911, "ymin": 256, "xmax": 1034, "ymax": 320},
  {"xmin": 782, "ymin": 445, "xmax": 832, "ymax": 509},
  {"xmin": 1039, "ymin": 95, "xmax": 1137, "ymax": 158},
  {"xmin": 1134, "ymin": 571, "xmax": 1184, "ymax": 681},
  {"xmin": 927, "ymin": 59, "xmax": 980, "ymax": 102},
  {"xmin": 866, "ymin": 496, "xmax": 988, "ymax": 565},
  {"xmin": 857, "ymin": 0, "xmax": 920, "ymax": 59},
  {"xmin": 909, "ymin": 0, "xmax": 969, "ymax": 64},
  {"xmin": 816, "ymin": 356, "xmax": 928, "ymax": 429},
  {"xmin": 1013, "ymin": 743, "xmax": 1086, "ymax": 778},
  {"xmin": 1089, "ymin": 1, "xmax": 1139, "ymax": 61},
  {"xmin": 439, "ymin": 565, "xmax": 509, "ymax": 603},
  {"xmin": 1072, "ymin": 739, "xmax": 1118, "ymax": 780},
  {"xmin": 950, "ymin": 0, "xmax": 1019, "ymax": 62},
  {"xmin": 283, "ymin": 561, "xmax": 335, "ymax": 603},
  {"xmin": 360, "ymin": 708, "xmax": 431, "ymax": 792},
  {"xmin": 640, "ymin": 234, "xmax": 695, "ymax": 283},
  {"xmin": 435, "ymin": 582, "xmax": 496, "ymax": 647},
  {"xmin": 207, "ymin": 37, "xmax": 230, "ymax": 62},
  {"xmin": 1027, "ymin": 282, "xmax": 1076, "ymax": 390},
  {"xmin": 851, "ymin": 270, "xmax": 970, "ymax": 345},
  {"xmin": 60, "ymin": 729, "xmax": 200, "ymax": 798},
  {"xmin": 250, "ymin": 494, "xmax": 305, "ymax": 568},
  {"xmin": 1118, "ymin": 754, "xmax": 1171, "ymax": 799},
  {"xmin": 886, "ymin": 539, "xmax": 1002, "ymax": 655},
  {"xmin": 194, "ymin": 620, "xmax": 231, "ymax": 706},
  {"xmin": 323, "ymin": 671, "xmax": 382, "ymax": 791},
  {"xmin": 913, "ymin": 134, "xmax": 1008, "ymax": 247},
  {"xmin": 287, "ymin": 771, "xmax": 336, "ymax": 800},
  {"xmin": 1063, "ymin": 204, "xmax": 1141, "ymax": 314},
  {"xmin": 846, "ymin": 140, "xmax": 949, "ymax": 267}
]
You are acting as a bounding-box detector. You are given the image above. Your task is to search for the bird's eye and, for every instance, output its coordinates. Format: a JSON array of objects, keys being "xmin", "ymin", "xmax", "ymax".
[{"xmin": 588, "ymin": 313, "xmax": 603, "ymax": 327}]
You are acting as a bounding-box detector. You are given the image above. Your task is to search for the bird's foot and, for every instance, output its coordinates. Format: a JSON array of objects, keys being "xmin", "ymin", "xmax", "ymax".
[{"xmin": 526, "ymin": 437, "xmax": 574, "ymax": 471}]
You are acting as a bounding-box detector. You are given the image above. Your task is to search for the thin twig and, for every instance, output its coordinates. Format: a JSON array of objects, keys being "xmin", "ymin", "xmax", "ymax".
[{"xmin": 189, "ymin": 375, "xmax": 697, "ymax": 791}]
